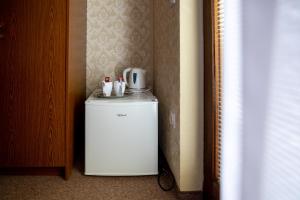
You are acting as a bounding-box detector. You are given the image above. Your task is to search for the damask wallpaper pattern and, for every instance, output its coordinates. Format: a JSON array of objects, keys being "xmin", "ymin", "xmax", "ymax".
[
  {"xmin": 154, "ymin": 0, "xmax": 180, "ymax": 185},
  {"xmin": 87, "ymin": 0, "xmax": 153, "ymax": 95},
  {"xmin": 87, "ymin": 0, "xmax": 181, "ymax": 187}
]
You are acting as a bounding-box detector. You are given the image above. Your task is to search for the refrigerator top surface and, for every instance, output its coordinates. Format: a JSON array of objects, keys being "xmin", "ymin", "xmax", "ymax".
[{"xmin": 85, "ymin": 89, "xmax": 158, "ymax": 105}]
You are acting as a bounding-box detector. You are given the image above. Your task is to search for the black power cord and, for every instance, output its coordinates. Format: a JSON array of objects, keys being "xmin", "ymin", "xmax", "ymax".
[
  {"xmin": 157, "ymin": 167, "xmax": 175, "ymax": 191},
  {"xmin": 157, "ymin": 147, "xmax": 176, "ymax": 191}
]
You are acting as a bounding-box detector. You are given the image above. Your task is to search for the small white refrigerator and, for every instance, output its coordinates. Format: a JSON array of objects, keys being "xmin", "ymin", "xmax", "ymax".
[{"xmin": 85, "ymin": 89, "xmax": 158, "ymax": 176}]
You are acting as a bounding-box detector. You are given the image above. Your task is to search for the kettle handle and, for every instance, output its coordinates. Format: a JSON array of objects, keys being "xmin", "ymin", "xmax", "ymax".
[{"xmin": 123, "ymin": 68, "xmax": 132, "ymax": 86}]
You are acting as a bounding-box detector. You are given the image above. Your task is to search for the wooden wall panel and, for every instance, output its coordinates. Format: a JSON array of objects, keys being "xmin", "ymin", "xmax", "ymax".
[
  {"xmin": 65, "ymin": 0, "xmax": 87, "ymax": 178},
  {"xmin": 0, "ymin": 0, "xmax": 66, "ymax": 167}
]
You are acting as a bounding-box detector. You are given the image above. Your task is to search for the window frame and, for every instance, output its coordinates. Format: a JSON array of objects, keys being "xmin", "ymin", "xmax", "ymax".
[{"xmin": 203, "ymin": 0, "xmax": 221, "ymax": 199}]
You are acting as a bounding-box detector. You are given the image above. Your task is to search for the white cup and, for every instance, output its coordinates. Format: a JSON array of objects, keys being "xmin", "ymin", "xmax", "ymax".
[
  {"xmin": 101, "ymin": 81, "xmax": 113, "ymax": 96},
  {"xmin": 114, "ymin": 81, "xmax": 126, "ymax": 96}
]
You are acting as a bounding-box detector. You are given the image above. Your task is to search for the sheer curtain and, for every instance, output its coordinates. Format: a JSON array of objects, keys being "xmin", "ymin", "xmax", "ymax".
[{"xmin": 221, "ymin": 0, "xmax": 300, "ymax": 200}]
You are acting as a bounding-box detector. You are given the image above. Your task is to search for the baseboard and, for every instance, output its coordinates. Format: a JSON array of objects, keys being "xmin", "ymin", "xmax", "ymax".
[{"xmin": 0, "ymin": 167, "xmax": 64, "ymax": 177}]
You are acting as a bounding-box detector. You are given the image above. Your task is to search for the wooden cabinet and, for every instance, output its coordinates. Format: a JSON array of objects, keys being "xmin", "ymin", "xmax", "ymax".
[{"xmin": 0, "ymin": 0, "xmax": 86, "ymax": 179}]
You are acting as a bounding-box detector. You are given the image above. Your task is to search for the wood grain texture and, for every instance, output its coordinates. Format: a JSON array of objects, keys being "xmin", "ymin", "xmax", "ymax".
[
  {"xmin": 0, "ymin": 0, "xmax": 66, "ymax": 167},
  {"xmin": 0, "ymin": 0, "xmax": 86, "ymax": 178},
  {"xmin": 203, "ymin": 0, "xmax": 220, "ymax": 199},
  {"xmin": 65, "ymin": 0, "xmax": 86, "ymax": 179}
]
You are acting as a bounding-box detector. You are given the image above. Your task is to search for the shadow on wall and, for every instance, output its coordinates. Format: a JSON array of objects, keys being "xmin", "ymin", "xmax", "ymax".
[{"xmin": 153, "ymin": 0, "xmax": 181, "ymax": 189}]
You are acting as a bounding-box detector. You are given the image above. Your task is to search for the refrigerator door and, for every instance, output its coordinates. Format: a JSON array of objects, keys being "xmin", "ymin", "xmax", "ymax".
[{"xmin": 85, "ymin": 102, "xmax": 158, "ymax": 176}]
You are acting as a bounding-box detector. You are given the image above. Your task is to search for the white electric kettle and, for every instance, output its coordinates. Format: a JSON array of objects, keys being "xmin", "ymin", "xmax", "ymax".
[{"xmin": 123, "ymin": 68, "xmax": 146, "ymax": 89}]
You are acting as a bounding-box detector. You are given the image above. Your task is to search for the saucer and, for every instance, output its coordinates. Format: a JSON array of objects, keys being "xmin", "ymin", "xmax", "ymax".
[
  {"xmin": 125, "ymin": 88, "xmax": 151, "ymax": 94},
  {"xmin": 95, "ymin": 90, "xmax": 128, "ymax": 98}
]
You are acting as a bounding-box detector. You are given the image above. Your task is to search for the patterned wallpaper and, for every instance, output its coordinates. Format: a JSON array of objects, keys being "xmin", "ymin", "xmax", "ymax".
[
  {"xmin": 154, "ymin": 0, "xmax": 180, "ymax": 184},
  {"xmin": 87, "ymin": 0, "xmax": 180, "ymax": 186},
  {"xmin": 86, "ymin": 0, "xmax": 153, "ymax": 95}
]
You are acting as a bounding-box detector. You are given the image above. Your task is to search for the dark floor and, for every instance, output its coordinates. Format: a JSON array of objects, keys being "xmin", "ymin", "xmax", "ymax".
[{"xmin": 0, "ymin": 167, "xmax": 202, "ymax": 200}]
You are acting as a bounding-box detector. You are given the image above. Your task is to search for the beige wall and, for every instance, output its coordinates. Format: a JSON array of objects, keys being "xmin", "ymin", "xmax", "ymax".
[
  {"xmin": 153, "ymin": 0, "xmax": 181, "ymax": 185},
  {"xmin": 180, "ymin": 0, "xmax": 204, "ymax": 191},
  {"xmin": 154, "ymin": 0, "xmax": 204, "ymax": 191},
  {"xmin": 86, "ymin": 0, "xmax": 153, "ymax": 96}
]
